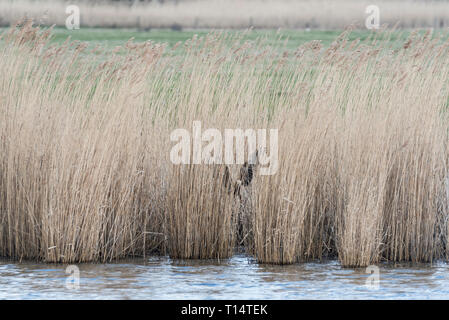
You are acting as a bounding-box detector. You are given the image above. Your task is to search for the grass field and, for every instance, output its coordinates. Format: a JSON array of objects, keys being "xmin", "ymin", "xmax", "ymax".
[
  {"xmin": 47, "ymin": 28, "xmax": 361, "ymax": 48},
  {"xmin": 0, "ymin": 27, "xmax": 429, "ymax": 50},
  {"xmin": 36, "ymin": 27, "xmax": 428, "ymax": 49},
  {"xmin": 1, "ymin": 23, "xmax": 449, "ymax": 267}
]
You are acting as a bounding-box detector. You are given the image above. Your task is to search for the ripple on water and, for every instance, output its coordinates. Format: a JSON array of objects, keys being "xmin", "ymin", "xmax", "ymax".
[{"xmin": 0, "ymin": 255, "xmax": 449, "ymax": 299}]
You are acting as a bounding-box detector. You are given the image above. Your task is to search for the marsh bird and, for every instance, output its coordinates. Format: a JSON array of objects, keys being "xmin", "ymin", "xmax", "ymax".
[{"xmin": 221, "ymin": 150, "xmax": 259, "ymax": 247}]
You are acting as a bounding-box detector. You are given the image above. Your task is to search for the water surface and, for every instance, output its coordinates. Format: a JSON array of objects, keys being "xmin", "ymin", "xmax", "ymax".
[{"xmin": 0, "ymin": 255, "xmax": 447, "ymax": 299}]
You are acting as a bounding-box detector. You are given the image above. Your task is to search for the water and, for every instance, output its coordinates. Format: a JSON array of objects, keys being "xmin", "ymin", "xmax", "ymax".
[{"xmin": 0, "ymin": 255, "xmax": 448, "ymax": 299}]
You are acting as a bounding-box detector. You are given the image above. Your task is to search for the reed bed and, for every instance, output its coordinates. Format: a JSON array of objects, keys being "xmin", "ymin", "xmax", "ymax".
[{"xmin": 1, "ymin": 22, "xmax": 449, "ymax": 266}]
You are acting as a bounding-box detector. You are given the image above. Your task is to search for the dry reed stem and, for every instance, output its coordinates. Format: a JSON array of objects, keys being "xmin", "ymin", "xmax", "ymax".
[{"xmin": 1, "ymin": 23, "xmax": 449, "ymax": 267}]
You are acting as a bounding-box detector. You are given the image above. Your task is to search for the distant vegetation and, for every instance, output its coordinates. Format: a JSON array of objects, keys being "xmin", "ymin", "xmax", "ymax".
[
  {"xmin": 31, "ymin": 27, "xmax": 414, "ymax": 50},
  {"xmin": 1, "ymin": 0, "xmax": 449, "ymax": 29}
]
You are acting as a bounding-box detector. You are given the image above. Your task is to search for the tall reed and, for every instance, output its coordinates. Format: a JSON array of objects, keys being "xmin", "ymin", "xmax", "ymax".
[{"xmin": 1, "ymin": 22, "xmax": 449, "ymax": 266}]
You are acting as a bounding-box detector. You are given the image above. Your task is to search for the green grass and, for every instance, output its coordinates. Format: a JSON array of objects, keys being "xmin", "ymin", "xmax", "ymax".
[
  {"xmin": 4, "ymin": 27, "xmax": 422, "ymax": 50},
  {"xmin": 46, "ymin": 28, "xmax": 361, "ymax": 48},
  {"xmin": 1, "ymin": 26, "xmax": 445, "ymax": 57}
]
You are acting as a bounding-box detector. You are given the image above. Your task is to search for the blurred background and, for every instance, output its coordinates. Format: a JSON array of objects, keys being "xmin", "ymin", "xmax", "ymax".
[{"xmin": 1, "ymin": 0, "xmax": 449, "ymax": 30}]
